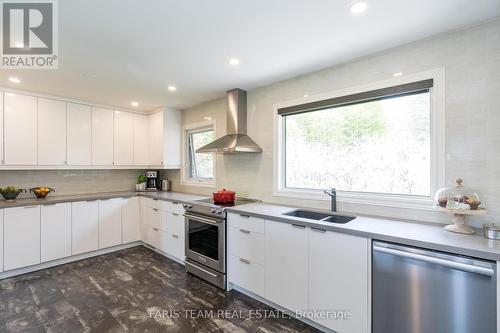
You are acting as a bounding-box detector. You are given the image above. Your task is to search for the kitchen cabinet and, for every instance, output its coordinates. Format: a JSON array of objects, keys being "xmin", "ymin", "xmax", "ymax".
[
  {"xmin": 122, "ymin": 197, "xmax": 140, "ymax": 243},
  {"xmin": 0, "ymin": 93, "xmax": 3, "ymax": 164},
  {"xmin": 99, "ymin": 198, "xmax": 123, "ymax": 248},
  {"xmin": 67, "ymin": 103, "xmax": 92, "ymax": 165},
  {"xmin": 38, "ymin": 98, "xmax": 67, "ymax": 165},
  {"xmin": 165, "ymin": 211, "xmax": 185, "ymax": 260},
  {"xmin": 72, "ymin": 200, "xmax": 99, "ymax": 255},
  {"xmin": 0, "ymin": 210, "xmax": 3, "ymax": 272},
  {"xmin": 114, "ymin": 110, "xmax": 134, "ymax": 165},
  {"xmin": 309, "ymin": 229, "xmax": 369, "ymax": 333},
  {"xmin": 41, "ymin": 203, "xmax": 72, "ymax": 262},
  {"xmin": 133, "ymin": 113, "xmax": 149, "ymax": 165},
  {"xmin": 4, "ymin": 206, "xmax": 41, "ymax": 271},
  {"xmin": 92, "ymin": 107, "xmax": 114, "ymax": 165},
  {"xmin": 148, "ymin": 111, "xmax": 164, "ymax": 166},
  {"xmin": 265, "ymin": 220, "xmax": 308, "ymax": 312},
  {"xmin": 4, "ymin": 92, "xmax": 38, "ymax": 165},
  {"xmin": 163, "ymin": 107, "xmax": 182, "ymax": 168}
]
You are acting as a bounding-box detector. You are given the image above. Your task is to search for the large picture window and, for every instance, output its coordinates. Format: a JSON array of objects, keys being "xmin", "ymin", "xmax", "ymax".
[{"xmin": 275, "ymin": 73, "xmax": 444, "ymax": 208}]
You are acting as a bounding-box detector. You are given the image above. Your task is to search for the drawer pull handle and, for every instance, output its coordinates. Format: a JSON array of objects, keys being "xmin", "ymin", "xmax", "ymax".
[
  {"xmin": 172, "ymin": 201, "xmax": 179, "ymax": 205},
  {"xmin": 23, "ymin": 205, "xmax": 38, "ymax": 209},
  {"xmin": 239, "ymin": 258, "xmax": 251, "ymax": 264},
  {"xmin": 172, "ymin": 213, "xmax": 180, "ymax": 216},
  {"xmin": 239, "ymin": 229, "xmax": 251, "ymax": 234},
  {"xmin": 152, "ymin": 227, "xmax": 159, "ymax": 232},
  {"xmin": 311, "ymin": 227, "xmax": 326, "ymax": 233},
  {"xmin": 172, "ymin": 234, "xmax": 179, "ymax": 239},
  {"xmin": 239, "ymin": 214, "xmax": 250, "ymax": 218},
  {"xmin": 292, "ymin": 224, "xmax": 306, "ymax": 229},
  {"xmin": 153, "ymin": 198, "xmax": 159, "ymax": 201},
  {"xmin": 152, "ymin": 208, "xmax": 159, "ymax": 211}
]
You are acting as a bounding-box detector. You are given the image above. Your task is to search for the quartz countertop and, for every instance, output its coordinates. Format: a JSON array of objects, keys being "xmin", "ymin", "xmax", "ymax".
[
  {"xmin": 226, "ymin": 203, "xmax": 500, "ymax": 261},
  {"xmin": 0, "ymin": 191, "xmax": 208, "ymax": 209}
]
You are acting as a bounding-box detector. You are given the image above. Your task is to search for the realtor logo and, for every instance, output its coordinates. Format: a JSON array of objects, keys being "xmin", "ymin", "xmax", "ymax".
[{"xmin": 1, "ymin": 0, "xmax": 58, "ymax": 69}]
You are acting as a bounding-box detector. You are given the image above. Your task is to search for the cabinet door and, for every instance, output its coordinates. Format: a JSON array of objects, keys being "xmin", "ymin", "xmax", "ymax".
[
  {"xmin": 148, "ymin": 111, "xmax": 163, "ymax": 166},
  {"xmin": 72, "ymin": 201, "xmax": 99, "ymax": 255},
  {"xmin": 122, "ymin": 197, "xmax": 140, "ymax": 243},
  {"xmin": 309, "ymin": 230, "xmax": 369, "ymax": 333},
  {"xmin": 99, "ymin": 198, "xmax": 122, "ymax": 248},
  {"xmin": 4, "ymin": 92, "xmax": 37, "ymax": 165},
  {"xmin": 0, "ymin": 93, "xmax": 3, "ymax": 165},
  {"xmin": 0, "ymin": 209, "xmax": 3, "ymax": 272},
  {"xmin": 265, "ymin": 220, "xmax": 308, "ymax": 312},
  {"xmin": 4, "ymin": 206, "xmax": 41, "ymax": 271},
  {"xmin": 165, "ymin": 212, "xmax": 185, "ymax": 260},
  {"xmin": 163, "ymin": 108, "xmax": 181, "ymax": 168},
  {"xmin": 41, "ymin": 203, "xmax": 72, "ymax": 262},
  {"xmin": 133, "ymin": 113, "xmax": 149, "ymax": 165},
  {"xmin": 92, "ymin": 107, "xmax": 114, "ymax": 165},
  {"xmin": 38, "ymin": 98, "xmax": 67, "ymax": 165},
  {"xmin": 67, "ymin": 103, "xmax": 92, "ymax": 165},
  {"xmin": 114, "ymin": 110, "xmax": 134, "ymax": 165}
]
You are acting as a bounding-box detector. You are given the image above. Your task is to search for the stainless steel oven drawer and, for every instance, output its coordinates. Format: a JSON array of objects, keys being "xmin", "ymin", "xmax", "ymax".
[{"xmin": 186, "ymin": 259, "xmax": 226, "ymax": 289}]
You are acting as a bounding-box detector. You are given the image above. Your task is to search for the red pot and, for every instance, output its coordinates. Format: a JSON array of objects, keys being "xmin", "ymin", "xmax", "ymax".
[{"xmin": 213, "ymin": 189, "xmax": 235, "ymax": 204}]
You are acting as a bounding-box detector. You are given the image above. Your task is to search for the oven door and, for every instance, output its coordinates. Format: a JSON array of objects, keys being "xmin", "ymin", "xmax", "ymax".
[{"xmin": 185, "ymin": 212, "xmax": 226, "ymax": 273}]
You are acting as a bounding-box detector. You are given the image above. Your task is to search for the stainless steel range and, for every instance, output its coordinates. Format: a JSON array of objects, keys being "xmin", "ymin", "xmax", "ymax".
[{"xmin": 183, "ymin": 198, "xmax": 258, "ymax": 289}]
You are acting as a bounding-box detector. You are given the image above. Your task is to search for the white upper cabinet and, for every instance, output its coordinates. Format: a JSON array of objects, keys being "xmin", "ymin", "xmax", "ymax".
[
  {"xmin": 309, "ymin": 230, "xmax": 369, "ymax": 333},
  {"xmin": 148, "ymin": 111, "xmax": 164, "ymax": 166},
  {"xmin": 67, "ymin": 103, "xmax": 92, "ymax": 166},
  {"xmin": 133, "ymin": 113, "xmax": 149, "ymax": 165},
  {"xmin": 265, "ymin": 220, "xmax": 309, "ymax": 312},
  {"xmin": 98, "ymin": 198, "xmax": 123, "ymax": 248},
  {"xmin": 38, "ymin": 98, "xmax": 67, "ymax": 165},
  {"xmin": 4, "ymin": 92, "xmax": 37, "ymax": 165},
  {"xmin": 41, "ymin": 203, "xmax": 72, "ymax": 262},
  {"xmin": 92, "ymin": 107, "xmax": 114, "ymax": 165},
  {"xmin": 163, "ymin": 108, "xmax": 181, "ymax": 168},
  {"xmin": 114, "ymin": 110, "xmax": 134, "ymax": 165}
]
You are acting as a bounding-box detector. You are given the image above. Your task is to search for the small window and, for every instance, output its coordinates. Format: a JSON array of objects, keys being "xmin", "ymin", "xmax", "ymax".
[{"xmin": 186, "ymin": 127, "xmax": 215, "ymax": 183}]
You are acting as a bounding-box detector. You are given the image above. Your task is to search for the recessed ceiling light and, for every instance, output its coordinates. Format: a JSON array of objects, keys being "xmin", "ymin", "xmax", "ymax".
[
  {"xmin": 393, "ymin": 72, "xmax": 403, "ymax": 77},
  {"xmin": 168, "ymin": 85, "xmax": 177, "ymax": 92},
  {"xmin": 8, "ymin": 77, "xmax": 20, "ymax": 83},
  {"xmin": 131, "ymin": 101, "xmax": 139, "ymax": 107},
  {"xmin": 228, "ymin": 58, "xmax": 240, "ymax": 66},
  {"xmin": 350, "ymin": 1, "xmax": 367, "ymax": 14}
]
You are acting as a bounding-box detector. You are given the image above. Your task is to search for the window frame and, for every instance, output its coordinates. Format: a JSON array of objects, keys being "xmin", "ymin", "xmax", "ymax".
[
  {"xmin": 273, "ymin": 68, "xmax": 445, "ymax": 210},
  {"xmin": 181, "ymin": 120, "xmax": 216, "ymax": 188}
]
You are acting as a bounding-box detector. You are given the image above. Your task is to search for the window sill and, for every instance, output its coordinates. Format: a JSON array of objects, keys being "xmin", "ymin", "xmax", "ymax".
[
  {"xmin": 180, "ymin": 179, "xmax": 216, "ymax": 188},
  {"xmin": 273, "ymin": 188, "xmax": 435, "ymax": 211}
]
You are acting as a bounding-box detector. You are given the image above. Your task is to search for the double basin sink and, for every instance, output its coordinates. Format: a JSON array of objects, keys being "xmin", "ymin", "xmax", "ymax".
[{"xmin": 283, "ymin": 209, "xmax": 355, "ymax": 224}]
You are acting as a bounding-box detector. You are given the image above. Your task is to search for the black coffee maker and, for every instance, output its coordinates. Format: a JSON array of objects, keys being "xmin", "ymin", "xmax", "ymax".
[{"xmin": 145, "ymin": 170, "xmax": 160, "ymax": 191}]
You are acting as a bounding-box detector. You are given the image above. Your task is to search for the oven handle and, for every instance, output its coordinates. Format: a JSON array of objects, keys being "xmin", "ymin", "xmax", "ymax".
[{"xmin": 184, "ymin": 213, "xmax": 223, "ymax": 225}]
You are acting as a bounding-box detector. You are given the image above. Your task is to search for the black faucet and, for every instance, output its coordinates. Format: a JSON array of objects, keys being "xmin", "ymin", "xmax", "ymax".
[{"xmin": 323, "ymin": 188, "xmax": 337, "ymax": 212}]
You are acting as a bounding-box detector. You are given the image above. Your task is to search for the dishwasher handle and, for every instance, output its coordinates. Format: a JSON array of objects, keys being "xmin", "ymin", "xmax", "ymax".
[{"xmin": 373, "ymin": 244, "xmax": 495, "ymax": 277}]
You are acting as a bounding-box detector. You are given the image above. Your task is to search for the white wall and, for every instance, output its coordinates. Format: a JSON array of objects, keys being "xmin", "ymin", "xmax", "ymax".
[{"xmin": 166, "ymin": 19, "xmax": 500, "ymax": 226}]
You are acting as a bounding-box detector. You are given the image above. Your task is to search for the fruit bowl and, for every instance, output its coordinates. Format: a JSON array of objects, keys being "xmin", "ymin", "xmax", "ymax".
[
  {"xmin": 30, "ymin": 187, "xmax": 55, "ymax": 198},
  {"xmin": 0, "ymin": 187, "xmax": 26, "ymax": 201}
]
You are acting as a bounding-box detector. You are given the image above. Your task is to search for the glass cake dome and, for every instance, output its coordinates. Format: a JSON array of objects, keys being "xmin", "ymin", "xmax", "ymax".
[{"xmin": 434, "ymin": 178, "xmax": 483, "ymax": 210}]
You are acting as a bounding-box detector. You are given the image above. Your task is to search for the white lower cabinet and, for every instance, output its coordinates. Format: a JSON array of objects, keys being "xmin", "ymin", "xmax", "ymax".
[
  {"xmin": 228, "ymin": 254, "xmax": 265, "ymax": 296},
  {"xmin": 41, "ymin": 203, "xmax": 72, "ymax": 262},
  {"xmin": 99, "ymin": 198, "xmax": 123, "ymax": 248},
  {"xmin": 122, "ymin": 197, "xmax": 140, "ymax": 243},
  {"xmin": 4, "ymin": 206, "xmax": 41, "ymax": 271},
  {"xmin": 309, "ymin": 229, "xmax": 369, "ymax": 333},
  {"xmin": 72, "ymin": 201, "xmax": 99, "ymax": 255},
  {"xmin": 165, "ymin": 211, "xmax": 185, "ymax": 260},
  {"xmin": 0, "ymin": 210, "xmax": 4, "ymax": 272},
  {"xmin": 265, "ymin": 220, "xmax": 309, "ymax": 312}
]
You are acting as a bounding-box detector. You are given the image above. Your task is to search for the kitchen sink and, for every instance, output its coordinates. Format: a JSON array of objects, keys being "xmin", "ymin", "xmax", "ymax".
[{"xmin": 283, "ymin": 209, "xmax": 356, "ymax": 224}]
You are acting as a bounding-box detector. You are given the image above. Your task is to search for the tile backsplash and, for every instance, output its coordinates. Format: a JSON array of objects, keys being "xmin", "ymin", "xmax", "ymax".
[{"xmin": 0, "ymin": 170, "xmax": 143, "ymax": 197}]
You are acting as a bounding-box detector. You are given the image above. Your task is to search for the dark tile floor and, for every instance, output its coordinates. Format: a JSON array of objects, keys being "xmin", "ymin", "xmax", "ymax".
[{"xmin": 0, "ymin": 246, "xmax": 321, "ymax": 333}]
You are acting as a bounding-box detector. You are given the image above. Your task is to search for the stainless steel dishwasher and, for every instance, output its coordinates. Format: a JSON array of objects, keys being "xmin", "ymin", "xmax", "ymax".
[{"xmin": 373, "ymin": 241, "xmax": 496, "ymax": 333}]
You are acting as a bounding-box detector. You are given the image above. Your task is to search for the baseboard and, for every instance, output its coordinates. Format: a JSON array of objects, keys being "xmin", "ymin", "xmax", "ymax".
[
  {"xmin": 230, "ymin": 284, "xmax": 334, "ymax": 333},
  {"xmin": 0, "ymin": 242, "xmax": 142, "ymax": 280}
]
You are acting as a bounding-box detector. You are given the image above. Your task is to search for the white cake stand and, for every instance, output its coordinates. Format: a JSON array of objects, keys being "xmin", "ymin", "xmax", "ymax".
[{"xmin": 435, "ymin": 208, "xmax": 487, "ymax": 235}]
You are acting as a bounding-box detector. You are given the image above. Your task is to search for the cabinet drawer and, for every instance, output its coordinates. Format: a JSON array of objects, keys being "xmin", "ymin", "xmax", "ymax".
[
  {"xmin": 162, "ymin": 201, "xmax": 185, "ymax": 215},
  {"xmin": 227, "ymin": 213, "xmax": 265, "ymax": 234},
  {"xmin": 228, "ymin": 254, "xmax": 265, "ymax": 297},
  {"xmin": 146, "ymin": 198, "xmax": 162, "ymax": 210},
  {"xmin": 144, "ymin": 225, "xmax": 162, "ymax": 249},
  {"xmin": 227, "ymin": 226, "xmax": 265, "ymax": 264}
]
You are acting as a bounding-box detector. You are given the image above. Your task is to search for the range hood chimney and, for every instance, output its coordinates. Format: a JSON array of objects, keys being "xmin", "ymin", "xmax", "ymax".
[{"xmin": 196, "ymin": 88, "xmax": 262, "ymax": 154}]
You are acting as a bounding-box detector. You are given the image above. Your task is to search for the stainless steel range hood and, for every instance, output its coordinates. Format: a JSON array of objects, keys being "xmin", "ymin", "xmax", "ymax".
[{"xmin": 196, "ymin": 88, "xmax": 262, "ymax": 154}]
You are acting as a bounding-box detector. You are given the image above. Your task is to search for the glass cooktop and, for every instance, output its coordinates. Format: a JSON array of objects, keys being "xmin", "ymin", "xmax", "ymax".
[{"xmin": 194, "ymin": 197, "xmax": 259, "ymax": 208}]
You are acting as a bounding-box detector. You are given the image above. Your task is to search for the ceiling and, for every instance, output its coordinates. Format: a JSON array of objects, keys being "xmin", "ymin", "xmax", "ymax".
[{"xmin": 0, "ymin": 0, "xmax": 499, "ymax": 111}]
